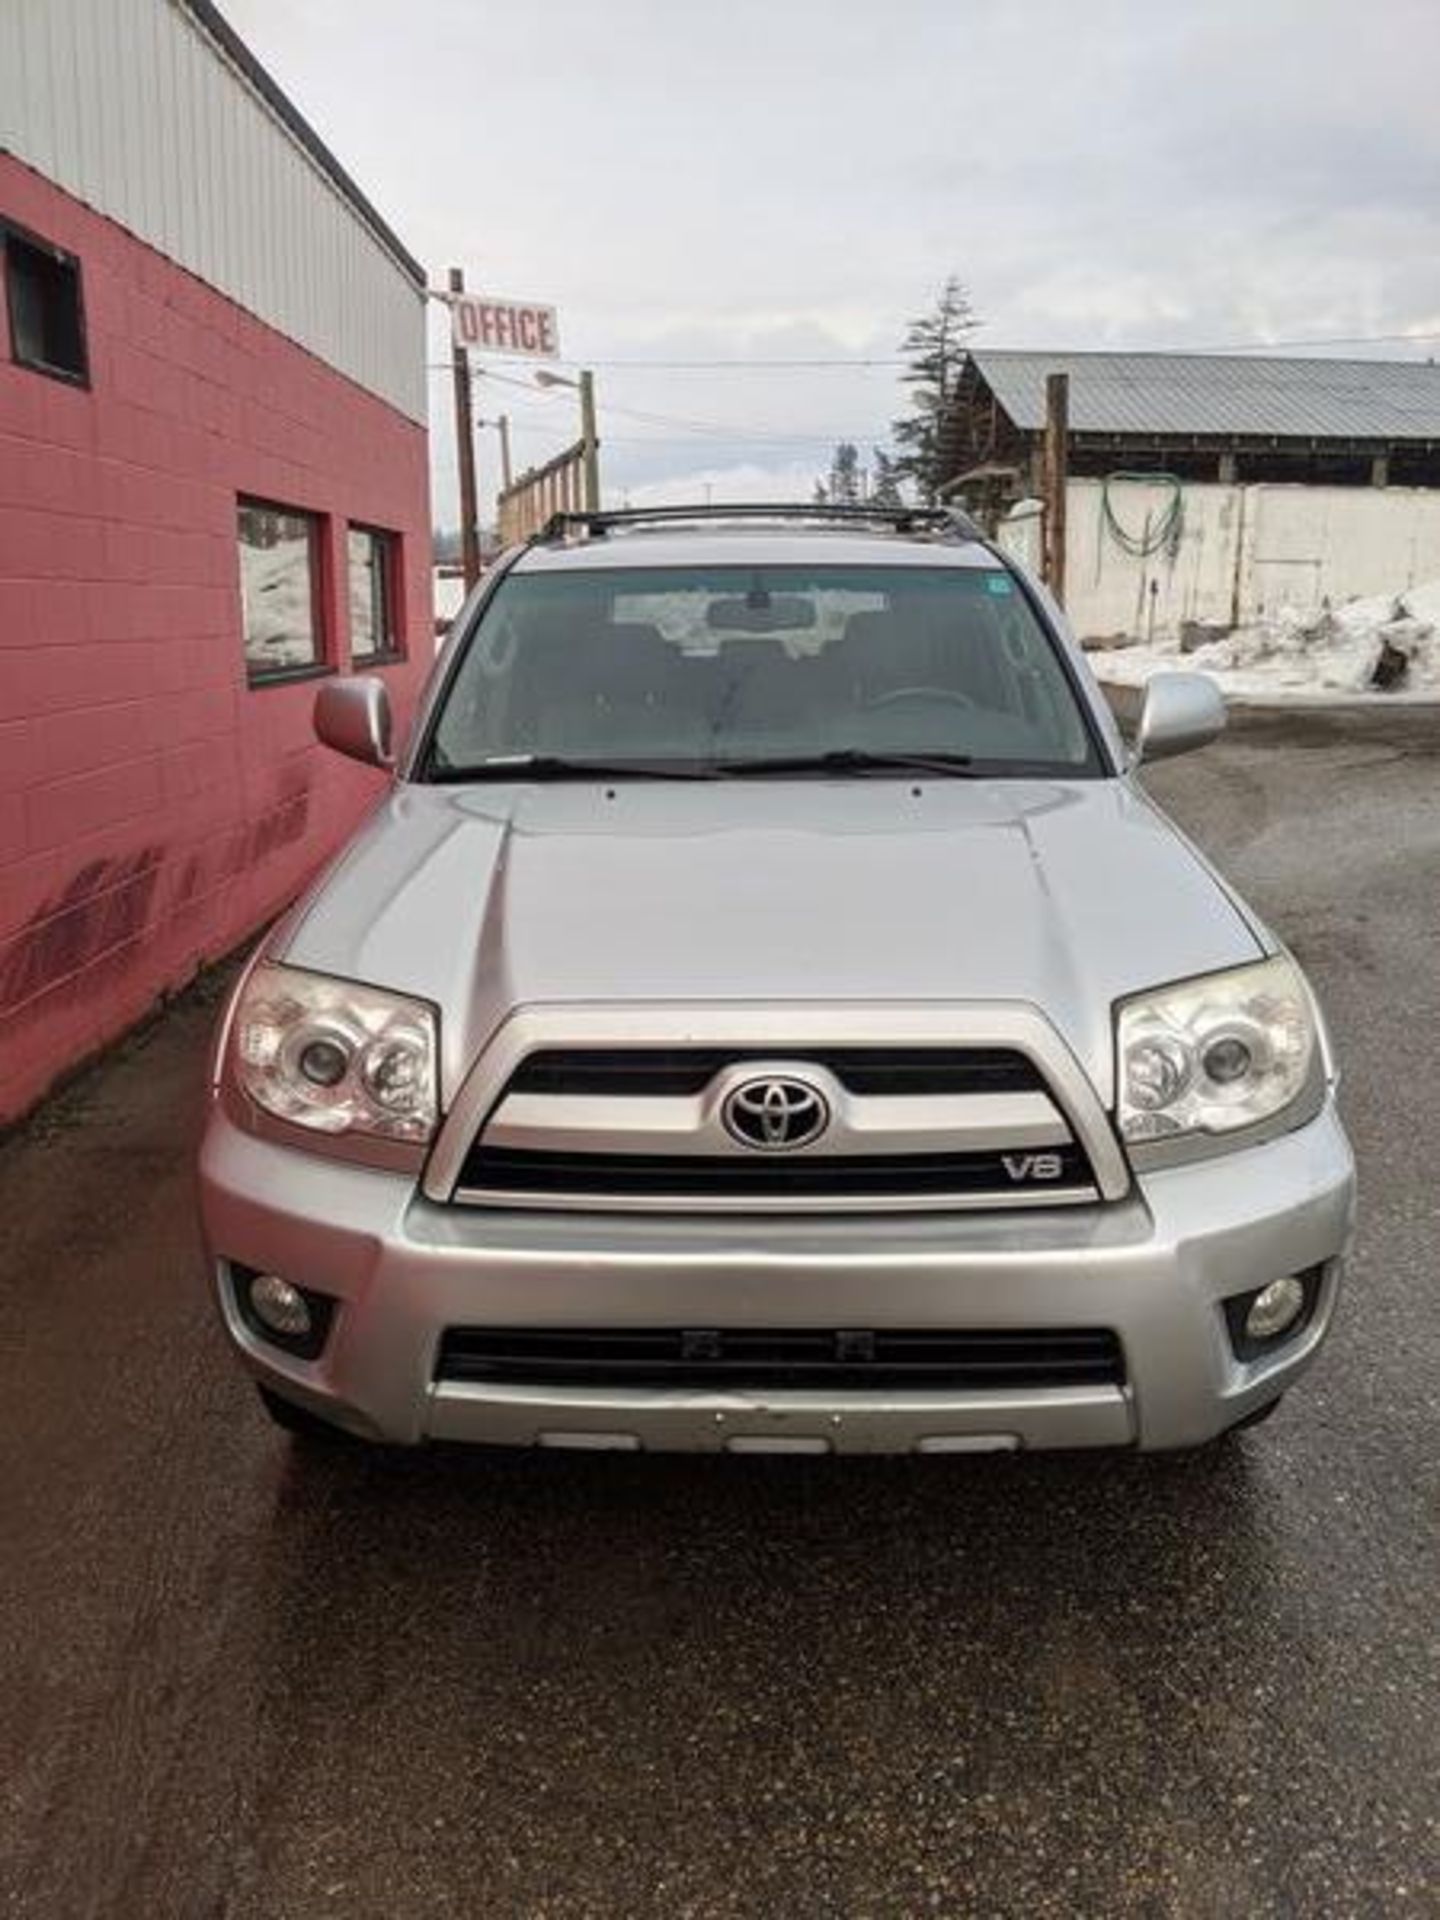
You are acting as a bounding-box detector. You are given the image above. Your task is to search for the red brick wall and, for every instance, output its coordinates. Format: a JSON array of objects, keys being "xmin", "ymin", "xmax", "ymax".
[{"xmin": 0, "ymin": 158, "xmax": 432, "ymax": 1122}]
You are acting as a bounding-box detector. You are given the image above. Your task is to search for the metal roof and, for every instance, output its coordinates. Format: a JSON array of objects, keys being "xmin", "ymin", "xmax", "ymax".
[
  {"xmin": 967, "ymin": 350, "xmax": 1440, "ymax": 443},
  {"xmin": 180, "ymin": 0, "xmax": 425, "ymax": 286}
]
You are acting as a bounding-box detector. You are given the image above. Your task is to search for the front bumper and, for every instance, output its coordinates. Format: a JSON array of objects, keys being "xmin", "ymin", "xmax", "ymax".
[{"xmin": 198, "ymin": 1101, "xmax": 1355, "ymax": 1453}]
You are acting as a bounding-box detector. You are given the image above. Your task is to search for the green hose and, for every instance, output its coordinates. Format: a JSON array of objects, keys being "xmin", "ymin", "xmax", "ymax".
[{"xmin": 1101, "ymin": 471, "xmax": 1185, "ymax": 558}]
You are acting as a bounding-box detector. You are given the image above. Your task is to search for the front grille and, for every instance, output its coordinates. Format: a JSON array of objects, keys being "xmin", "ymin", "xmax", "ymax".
[
  {"xmin": 455, "ymin": 1142, "xmax": 1094, "ymax": 1201},
  {"xmin": 506, "ymin": 1046, "xmax": 1044, "ymax": 1098},
  {"xmin": 449, "ymin": 1034, "xmax": 1113, "ymax": 1213},
  {"xmin": 436, "ymin": 1325, "xmax": 1126, "ymax": 1391}
]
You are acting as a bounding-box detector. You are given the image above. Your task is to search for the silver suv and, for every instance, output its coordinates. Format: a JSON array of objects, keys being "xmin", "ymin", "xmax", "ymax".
[{"xmin": 198, "ymin": 504, "xmax": 1355, "ymax": 1453}]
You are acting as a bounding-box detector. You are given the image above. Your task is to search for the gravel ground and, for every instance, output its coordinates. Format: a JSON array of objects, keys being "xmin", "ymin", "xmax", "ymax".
[{"xmin": 1, "ymin": 706, "xmax": 1436, "ymax": 1919}]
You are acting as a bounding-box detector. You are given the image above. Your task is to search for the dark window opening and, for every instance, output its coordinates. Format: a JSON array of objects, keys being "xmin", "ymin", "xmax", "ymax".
[
  {"xmin": 3, "ymin": 222, "xmax": 88, "ymax": 384},
  {"xmin": 348, "ymin": 525, "xmax": 403, "ymax": 661},
  {"xmin": 237, "ymin": 498, "xmax": 327, "ymax": 682}
]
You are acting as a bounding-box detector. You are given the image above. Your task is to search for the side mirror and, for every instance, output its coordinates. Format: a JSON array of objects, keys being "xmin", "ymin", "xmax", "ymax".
[
  {"xmin": 1133, "ymin": 671, "xmax": 1225, "ymax": 765},
  {"xmin": 314, "ymin": 676, "xmax": 394, "ymax": 768}
]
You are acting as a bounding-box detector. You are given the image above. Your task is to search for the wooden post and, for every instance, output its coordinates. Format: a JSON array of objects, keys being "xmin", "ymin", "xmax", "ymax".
[
  {"xmin": 449, "ymin": 267, "xmax": 481, "ymax": 590},
  {"xmin": 1042, "ymin": 371, "xmax": 1069, "ymax": 606},
  {"xmin": 579, "ymin": 369, "xmax": 600, "ymax": 510}
]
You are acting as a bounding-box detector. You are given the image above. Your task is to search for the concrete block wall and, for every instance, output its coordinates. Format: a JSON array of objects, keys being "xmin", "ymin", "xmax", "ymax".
[{"xmin": 0, "ymin": 157, "xmax": 432, "ymax": 1122}]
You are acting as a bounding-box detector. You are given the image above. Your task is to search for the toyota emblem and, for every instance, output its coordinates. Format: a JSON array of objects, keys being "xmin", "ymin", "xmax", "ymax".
[{"xmin": 722, "ymin": 1074, "xmax": 830, "ymax": 1152}]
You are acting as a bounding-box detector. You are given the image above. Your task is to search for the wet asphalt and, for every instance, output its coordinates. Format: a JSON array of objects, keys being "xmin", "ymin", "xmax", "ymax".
[{"xmin": 1, "ymin": 705, "xmax": 1437, "ymax": 1919}]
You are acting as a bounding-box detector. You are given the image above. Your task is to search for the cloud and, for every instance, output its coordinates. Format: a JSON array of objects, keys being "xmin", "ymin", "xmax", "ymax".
[
  {"xmin": 624, "ymin": 461, "xmax": 824, "ymax": 508},
  {"xmin": 222, "ymin": 0, "xmax": 1440, "ymax": 517}
]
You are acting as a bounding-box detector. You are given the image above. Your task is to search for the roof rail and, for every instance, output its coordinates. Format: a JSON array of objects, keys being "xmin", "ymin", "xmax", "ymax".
[{"xmin": 535, "ymin": 502, "xmax": 986, "ymax": 545}]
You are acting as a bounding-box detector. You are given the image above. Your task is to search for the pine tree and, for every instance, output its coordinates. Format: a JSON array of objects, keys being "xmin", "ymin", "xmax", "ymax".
[
  {"xmin": 870, "ymin": 449, "xmax": 903, "ymax": 508},
  {"xmin": 891, "ymin": 277, "xmax": 979, "ymax": 502},
  {"xmin": 829, "ymin": 441, "xmax": 862, "ymax": 505},
  {"xmin": 815, "ymin": 442, "xmax": 865, "ymax": 505}
]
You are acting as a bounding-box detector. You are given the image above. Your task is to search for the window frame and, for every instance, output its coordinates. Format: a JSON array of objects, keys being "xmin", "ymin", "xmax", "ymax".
[
  {"xmin": 2, "ymin": 216, "xmax": 90, "ymax": 389},
  {"xmin": 347, "ymin": 522, "xmax": 405, "ymax": 666},
  {"xmin": 236, "ymin": 495, "xmax": 332, "ymax": 688}
]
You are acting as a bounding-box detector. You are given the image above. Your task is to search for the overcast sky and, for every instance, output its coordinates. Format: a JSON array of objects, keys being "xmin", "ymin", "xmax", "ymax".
[{"xmin": 222, "ymin": 0, "xmax": 1440, "ymax": 521}]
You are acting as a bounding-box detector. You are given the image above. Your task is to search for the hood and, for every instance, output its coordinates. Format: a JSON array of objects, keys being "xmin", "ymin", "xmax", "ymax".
[{"xmin": 281, "ymin": 777, "xmax": 1262, "ymax": 1104}]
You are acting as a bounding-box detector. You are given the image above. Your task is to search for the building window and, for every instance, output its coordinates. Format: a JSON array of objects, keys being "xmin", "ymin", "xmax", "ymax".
[
  {"xmin": 348, "ymin": 525, "xmax": 403, "ymax": 662},
  {"xmin": 237, "ymin": 498, "xmax": 327, "ymax": 682},
  {"xmin": 3, "ymin": 221, "xmax": 88, "ymax": 385}
]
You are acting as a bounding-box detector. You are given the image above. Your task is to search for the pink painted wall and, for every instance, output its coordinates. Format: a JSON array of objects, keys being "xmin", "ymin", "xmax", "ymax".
[{"xmin": 0, "ymin": 158, "xmax": 432, "ymax": 1122}]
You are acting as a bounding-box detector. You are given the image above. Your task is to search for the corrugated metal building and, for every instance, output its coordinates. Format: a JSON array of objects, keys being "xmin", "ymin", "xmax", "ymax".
[
  {"xmin": 958, "ymin": 351, "xmax": 1440, "ymax": 644},
  {"xmin": 951, "ymin": 349, "xmax": 1440, "ymax": 497},
  {"xmin": 0, "ymin": 0, "xmax": 432, "ymax": 1122}
]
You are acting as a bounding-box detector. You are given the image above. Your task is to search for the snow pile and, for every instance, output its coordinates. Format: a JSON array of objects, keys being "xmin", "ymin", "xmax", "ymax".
[
  {"xmin": 1089, "ymin": 581, "xmax": 1440, "ymax": 700},
  {"xmin": 433, "ymin": 568, "xmax": 468, "ymax": 627}
]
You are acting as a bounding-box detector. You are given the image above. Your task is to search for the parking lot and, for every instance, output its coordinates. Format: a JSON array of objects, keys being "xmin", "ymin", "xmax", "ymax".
[{"xmin": 1, "ymin": 706, "xmax": 1436, "ymax": 1918}]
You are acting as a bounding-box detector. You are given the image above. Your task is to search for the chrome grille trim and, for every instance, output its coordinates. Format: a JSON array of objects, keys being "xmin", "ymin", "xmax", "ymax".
[
  {"xmin": 423, "ymin": 1004, "xmax": 1130, "ymax": 1212},
  {"xmin": 482, "ymin": 1083, "xmax": 1072, "ymax": 1159}
]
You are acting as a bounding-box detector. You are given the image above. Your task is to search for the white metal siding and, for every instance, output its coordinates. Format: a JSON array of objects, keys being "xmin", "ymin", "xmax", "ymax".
[
  {"xmin": 1000, "ymin": 480, "xmax": 1440, "ymax": 642},
  {"xmin": 0, "ymin": 0, "xmax": 425, "ymax": 422}
]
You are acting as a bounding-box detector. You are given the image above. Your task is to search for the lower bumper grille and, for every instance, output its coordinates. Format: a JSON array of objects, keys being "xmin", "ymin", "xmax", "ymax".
[{"xmin": 435, "ymin": 1326, "xmax": 1126, "ymax": 1392}]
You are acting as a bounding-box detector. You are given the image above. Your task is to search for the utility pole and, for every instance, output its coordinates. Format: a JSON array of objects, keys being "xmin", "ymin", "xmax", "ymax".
[
  {"xmin": 497, "ymin": 413, "xmax": 513, "ymax": 492},
  {"xmin": 1041, "ymin": 370, "xmax": 1069, "ymax": 607},
  {"xmin": 578, "ymin": 369, "xmax": 600, "ymax": 510},
  {"xmin": 449, "ymin": 266, "xmax": 481, "ymax": 590}
]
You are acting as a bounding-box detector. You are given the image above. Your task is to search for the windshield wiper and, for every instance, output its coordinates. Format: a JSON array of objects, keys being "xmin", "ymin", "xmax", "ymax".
[
  {"xmin": 717, "ymin": 747, "xmax": 979, "ymax": 778},
  {"xmin": 425, "ymin": 752, "xmax": 721, "ymax": 783}
]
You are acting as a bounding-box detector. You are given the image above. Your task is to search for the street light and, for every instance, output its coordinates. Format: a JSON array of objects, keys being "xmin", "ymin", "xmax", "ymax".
[
  {"xmin": 533, "ymin": 368, "xmax": 599, "ymax": 510},
  {"xmin": 474, "ymin": 412, "xmax": 512, "ymax": 491}
]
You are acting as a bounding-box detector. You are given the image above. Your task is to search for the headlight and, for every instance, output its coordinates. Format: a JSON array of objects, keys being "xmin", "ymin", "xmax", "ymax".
[
  {"xmin": 1116, "ymin": 955, "xmax": 1322, "ymax": 1152},
  {"xmin": 231, "ymin": 962, "xmax": 438, "ymax": 1142}
]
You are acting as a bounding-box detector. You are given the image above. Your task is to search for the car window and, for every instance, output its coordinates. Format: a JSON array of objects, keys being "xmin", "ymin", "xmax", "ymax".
[{"xmin": 426, "ymin": 564, "xmax": 1101, "ymax": 774}]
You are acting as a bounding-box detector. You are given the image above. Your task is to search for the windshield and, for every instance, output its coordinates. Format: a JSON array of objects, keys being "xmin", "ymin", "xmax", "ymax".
[{"xmin": 424, "ymin": 564, "xmax": 1103, "ymax": 777}]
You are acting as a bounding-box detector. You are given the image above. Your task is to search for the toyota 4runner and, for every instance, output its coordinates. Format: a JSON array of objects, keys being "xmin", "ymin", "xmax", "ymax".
[{"xmin": 198, "ymin": 504, "xmax": 1355, "ymax": 1453}]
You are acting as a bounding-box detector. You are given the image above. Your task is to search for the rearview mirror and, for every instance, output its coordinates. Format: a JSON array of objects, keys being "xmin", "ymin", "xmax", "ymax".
[
  {"xmin": 1133, "ymin": 671, "xmax": 1225, "ymax": 765},
  {"xmin": 706, "ymin": 594, "xmax": 818, "ymax": 633},
  {"xmin": 314, "ymin": 676, "xmax": 394, "ymax": 768}
]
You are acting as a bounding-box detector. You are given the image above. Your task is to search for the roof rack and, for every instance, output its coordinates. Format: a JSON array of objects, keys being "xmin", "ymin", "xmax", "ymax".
[{"xmin": 535, "ymin": 502, "xmax": 986, "ymax": 545}]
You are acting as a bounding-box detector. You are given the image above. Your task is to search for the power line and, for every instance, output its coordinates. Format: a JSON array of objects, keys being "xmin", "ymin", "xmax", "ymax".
[
  {"xmin": 429, "ymin": 330, "xmax": 1440, "ymax": 372},
  {"xmin": 597, "ymin": 396, "xmax": 873, "ymax": 445},
  {"xmin": 580, "ymin": 433, "xmax": 845, "ymax": 449},
  {"xmin": 426, "ymin": 363, "xmax": 878, "ymax": 447},
  {"xmin": 427, "ymin": 325, "xmax": 1440, "ymax": 466},
  {"xmin": 572, "ymin": 330, "xmax": 1440, "ymax": 364},
  {"xmin": 1186, "ymin": 328, "xmax": 1440, "ymax": 354},
  {"xmin": 557, "ymin": 356, "xmax": 907, "ymax": 370}
]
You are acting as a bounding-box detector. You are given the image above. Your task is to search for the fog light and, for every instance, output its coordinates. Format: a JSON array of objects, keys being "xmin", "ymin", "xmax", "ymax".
[
  {"xmin": 1244, "ymin": 1275, "xmax": 1306, "ymax": 1343},
  {"xmin": 249, "ymin": 1272, "xmax": 312, "ymax": 1339}
]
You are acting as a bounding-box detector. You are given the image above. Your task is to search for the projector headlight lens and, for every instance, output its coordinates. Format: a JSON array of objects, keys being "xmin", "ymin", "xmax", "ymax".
[
  {"xmin": 233, "ymin": 963, "xmax": 438, "ymax": 1142},
  {"xmin": 1117, "ymin": 956, "xmax": 1319, "ymax": 1149}
]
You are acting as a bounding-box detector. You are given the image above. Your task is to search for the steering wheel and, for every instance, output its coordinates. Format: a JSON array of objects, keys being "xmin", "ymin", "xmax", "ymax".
[{"xmin": 863, "ymin": 685, "xmax": 977, "ymax": 711}]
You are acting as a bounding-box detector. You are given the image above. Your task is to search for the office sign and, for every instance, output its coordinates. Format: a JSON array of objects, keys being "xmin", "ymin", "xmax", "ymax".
[{"xmin": 451, "ymin": 294, "xmax": 560, "ymax": 359}]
